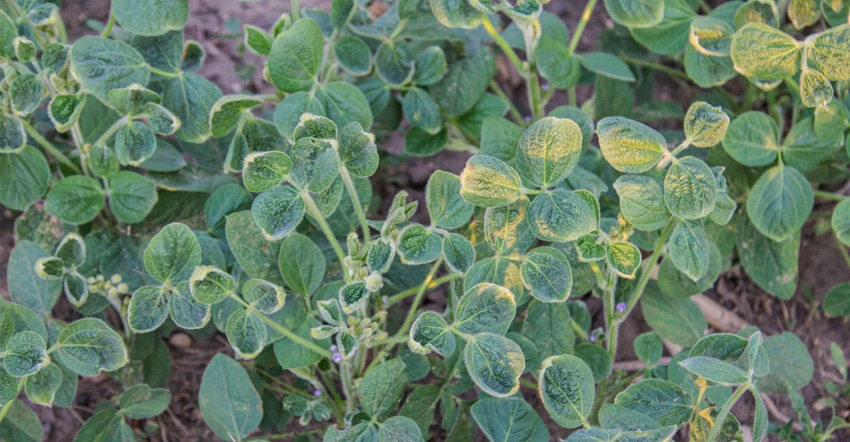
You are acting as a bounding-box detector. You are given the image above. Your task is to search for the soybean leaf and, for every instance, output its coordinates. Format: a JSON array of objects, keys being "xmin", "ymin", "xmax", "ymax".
[
  {"xmin": 48, "ymin": 94, "xmax": 87, "ymax": 133},
  {"xmin": 199, "ymin": 354, "xmax": 262, "ymax": 440},
  {"xmin": 527, "ymin": 189, "xmax": 597, "ymax": 243},
  {"xmin": 730, "ymin": 22, "xmax": 800, "ymax": 81},
  {"xmin": 516, "ymin": 117, "xmax": 583, "ymax": 188},
  {"xmin": 358, "ymin": 358, "xmax": 407, "ymax": 418},
  {"xmin": 0, "ymin": 116, "xmax": 26, "ymax": 152},
  {"xmin": 54, "ymin": 318, "xmax": 127, "ymax": 376},
  {"xmin": 170, "ymin": 282, "xmax": 212, "ymax": 329},
  {"xmin": 45, "ymin": 176, "xmax": 105, "ymax": 225},
  {"xmin": 669, "ymin": 219, "xmax": 710, "ymax": 281},
  {"xmin": 577, "ymin": 52, "xmax": 636, "ymax": 82},
  {"xmin": 0, "ymin": 147, "xmax": 50, "ymax": 211},
  {"xmin": 226, "ymin": 309, "xmax": 267, "ymax": 359},
  {"xmin": 631, "ymin": 0, "xmax": 696, "ymax": 54},
  {"xmin": 251, "ymin": 186, "xmax": 306, "ymax": 241},
  {"xmin": 614, "ymin": 379, "xmax": 694, "ymax": 426},
  {"xmin": 596, "ymin": 117, "xmax": 666, "ymax": 173},
  {"xmin": 397, "ymin": 224, "xmax": 442, "ymax": 264},
  {"xmin": 684, "ymin": 101, "xmax": 729, "ymax": 147},
  {"xmin": 128, "ymin": 286, "xmax": 170, "ymax": 333},
  {"xmin": 208, "ymin": 95, "xmax": 263, "ymax": 138},
  {"xmin": 8, "ymin": 241, "xmax": 61, "ymax": 318},
  {"xmin": 442, "ymin": 233, "xmax": 476, "ymax": 275},
  {"xmin": 9, "ymin": 74, "xmax": 43, "ymax": 115},
  {"xmin": 430, "ymin": 0, "xmax": 485, "ymax": 28},
  {"xmin": 824, "ymin": 283, "xmax": 850, "ymax": 316},
  {"xmin": 162, "ymin": 73, "xmax": 222, "ymax": 143},
  {"xmin": 471, "ymin": 397, "xmax": 549, "ymax": 442},
  {"xmin": 572, "ymin": 344, "xmax": 612, "ymax": 383},
  {"xmin": 809, "ymin": 24, "xmax": 850, "ymax": 80},
  {"xmin": 279, "ymin": 233, "xmax": 325, "ymax": 297},
  {"xmin": 481, "ymin": 116, "xmax": 523, "ymax": 162},
  {"xmin": 641, "ymin": 282, "xmax": 707, "ymax": 346},
  {"xmin": 539, "ymin": 354, "xmax": 594, "ymax": 429},
  {"xmin": 664, "ymin": 156, "xmax": 717, "ymax": 220},
  {"xmin": 658, "ymin": 242, "xmax": 722, "ymax": 298},
  {"xmin": 112, "ymin": 0, "xmax": 188, "ymax": 35},
  {"xmin": 409, "ymin": 311, "xmax": 456, "ymax": 357},
  {"xmin": 413, "ymin": 46, "xmax": 447, "ymax": 86},
  {"xmin": 680, "ymin": 356, "xmax": 750, "ymax": 385},
  {"xmin": 614, "ymin": 174, "xmax": 671, "ymax": 231},
  {"xmin": 5, "ymin": 331, "xmax": 47, "ymax": 377},
  {"xmin": 119, "ymin": 384, "xmax": 171, "ymax": 419},
  {"xmin": 24, "ymin": 362, "xmax": 62, "ymax": 406},
  {"xmin": 634, "ymin": 332, "xmax": 663, "ymax": 364},
  {"xmin": 722, "ymin": 111, "xmax": 780, "ymax": 166},
  {"xmin": 242, "ymin": 151, "xmax": 292, "ymax": 193},
  {"xmin": 521, "ymin": 247, "xmax": 572, "ymax": 303},
  {"xmin": 430, "ymin": 49, "xmax": 495, "ymax": 117},
  {"xmin": 205, "ymin": 184, "xmax": 252, "ymax": 238},
  {"xmin": 454, "ymin": 283, "xmax": 516, "ymax": 335},
  {"xmin": 268, "ymin": 18, "xmax": 323, "ymax": 92},
  {"xmin": 274, "ymin": 92, "xmax": 325, "ymax": 142},
  {"xmin": 536, "ymin": 39, "xmax": 581, "ymax": 90},
  {"xmin": 70, "ymin": 36, "xmax": 150, "ymax": 102},
  {"xmin": 289, "ymin": 137, "xmax": 340, "ymax": 193},
  {"xmin": 226, "ymin": 211, "xmax": 284, "ymax": 284},
  {"xmin": 378, "ymin": 416, "xmax": 422, "ymax": 441},
  {"xmin": 338, "ymin": 122, "xmax": 378, "ymax": 177},
  {"xmin": 484, "ymin": 196, "xmax": 533, "ymax": 254},
  {"xmin": 606, "ymin": 241, "xmax": 642, "ymax": 279},
  {"xmin": 755, "ymin": 332, "xmax": 813, "ymax": 394},
  {"xmin": 144, "ymin": 223, "xmax": 201, "ymax": 284},
  {"xmin": 403, "ymin": 87, "xmax": 441, "ymax": 134},
  {"xmin": 108, "ymin": 172, "xmax": 158, "ymax": 224},
  {"xmin": 398, "ymin": 386, "xmax": 440, "ymax": 436},
  {"xmin": 736, "ymin": 213, "xmax": 799, "ymax": 300},
  {"xmin": 75, "ymin": 412, "xmax": 129, "ymax": 442},
  {"xmin": 339, "ymin": 282, "xmax": 370, "ymax": 313},
  {"xmin": 334, "ymin": 36, "xmax": 371, "ymax": 75},
  {"xmin": 521, "ymin": 302, "xmax": 576, "ymax": 372},
  {"xmin": 273, "ymin": 317, "xmax": 328, "ymax": 369},
  {"xmin": 746, "ymin": 166, "xmax": 813, "ymax": 242},
  {"xmin": 464, "ymin": 333, "xmax": 524, "ymax": 397},
  {"xmin": 189, "ymin": 266, "xmax": 235, "ymax": 305},
  {"xmin": 367, "ymin": 239, "xmax": 394, "ymax": 274},
  {"xmin": 799, "ymin": 67, "xmax": 834, "ymax": 108},
  {"xmin": 315, "ymin": 82, "xmax": 373, "ymax": 131},
  {"xmin": 427, "ymin": 171, "xmax": 474, "ymax": 229},
  {"xmin": 459, "ymin": 155, "xmax": 523, "ymax": 208}
]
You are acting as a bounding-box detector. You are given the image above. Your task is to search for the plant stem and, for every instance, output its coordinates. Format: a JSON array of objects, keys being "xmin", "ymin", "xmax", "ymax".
[
  {"xmin": 229, "ymin": 294, "xmax": 333, "ymax": 358},
  {"xmin": 101, "ymin": 11, "xmax": 116, "ymax": 38},
  {"xmin": 625, "ymin": 219, "xmax": 677, "ymax": 314},
  {"xmin": 301, "ymin": 191, "xmax": 351, "ymax": 282},
  {"xmin": 21, "ymin": 121, "xmax": 82, "ymax": 174},
  {"xmin": 707, "ymin": 382, "xmax": 751, "ymax": 442},
  {"xmin": 105, "ymin": 294, "xmax": 131, "ymax": 341},
  {"xmin": 393, "ymin": 257, "xmax": 444, "ymax": 340},
  {"xmin": 147, "ymin": 66, "xmax": 180, "ymax": 78},
  {"xmin": 385, "ymin": 273, "xmax": 460, "ymax": 306},
  {"xmin": 0, "ymin": 380, "xmax": 22, "ymax": 424},
  {"xmin": 569, "ymin": 86, "xmax": 578, "ymax": 107},
  {"xmin": 604, "ymin": 268, "xmax": 620, "ymax": 361},
  {"xmin": 568, "ymin": 0, "xmax": 599, "ymax": 54},
  {"xmin": 291, "ymin": 0, "xmax": 301, "ymax": 21},
  {"xmin": 92, "ymin": 117, "xmax": 128, "ymax": 150},
  {"xmin": 368, "ymin": 335, "xmax": 409, "ymax": 347},
  {"xmin": 339, "ymin": 168, "xmax": 371, "ymax": 243},
  {"xmin": 254, "ymin": 428, "xmax": 323, "ymax": 440},
  {"xmin": 490, "ymin": 81, "xmax": 525, "ymax": 125},
  {"xmin": 835, "ymin": 237, "xmax": 850, "ymax": 272},
  {"xmin": 481, "ymin": 15, "xmax": 524, "ymax": 73},
  {"xmin": 340, "ymin": 361, "xmax": 355, "ymax": 413},
  {"xmin": 620, "ymin": 55, "xmax": 690, "ymax": 81},
  {"xmin": 814, "ymin": 190, "xmax": 849, "ymax": 201}
]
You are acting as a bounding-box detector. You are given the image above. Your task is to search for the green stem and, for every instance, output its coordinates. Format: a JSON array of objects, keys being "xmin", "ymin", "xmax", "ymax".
[
  {"xmin": 481, "ymin": 15, "xmax": 524, "ymax": 72},
  {"xmin": 21, "ymin": 121, "xmax": 82, "ymax": 174},
  {"xmin": 0, "ymin": 380, "xmax": 22, "ymax": 423},
  {"xmin": 105, "ymin": 294, "xmax": 131, "ymax": 341},
  {"xmin": 388, "ymin": 19, "xmax": 408, "ymax": 40},
  {"xmin": 707, "ymin": 382, "xmax": 751, "ymax": 442},
  {"xmin": 528, "ymin": 69, "xmax": 543, "ymax": 120},
  {"xmin": 229, "ymin": 295, "xmax": 333, "ymax": 358},
  {"xmin": 92, "ymin": 117, "xmax": 128, "ymax": 150},
  {"xmin": 814, "ymin": 190, "xmax": 849, "ymax": 201},
  {"xmin": 101, "ymin": 11, "xmax": 116, "ymax": 37},
  {"xmin": 301, "ymin": 191, "xmax": 351, "ymax": 282},
  {"xmin": 657, "ymin": 139, "xmax": 691, "ymax": 169},
  {"xmin": 339, "ymin": 168, "xmax": 371, "ymax": 243},
  {"xmin": 625, "ymin": 218, "xmax": 677, "ymax": 314},
  {"xmin": 621, "ymin": 55, "xmax": 690, "ymax": 81},
  {"xmin": 604, "ymin": 268, "xmax": 620, "ymax": 361},
  {"xmin": 394, "ymin": 257, "xmax": 443, "ymax": 340},
  {"xmin": 520, "ymin": 378, "xmax": 537, "ymax": 390},
  {"xmin": 385, "ymin": 273, "xmax": 460, "ymax": 306},
  {"xmin": 340, "ymin": 361, "xmax": 355, "ymax": 413},
  {"xmin": 69, "ymin": 124, "xmax": 90, "ymax": 176},
  {"xmin": 835, "ymin": 237, "xmax": 850, "ymax": 272},
  {"xmin": 741, "ymin": 81, "xmax": 759, "ymax": 111},
  {"xmin": 369, "ymin": 335, "xmax": 409, "ymax": 347},
  {"xmin": 147, "ymin": 66, "xmax": 180, "ymax": 78},
  {"xmin": 568, "ymin": 0, "xmax": 599, "ymax": 54},
  {"xmin": 252, "ymin": 428, "xmax": 323, "ymax": 441},
  {"xmin": 291, "ymin": 0, "xmax": 300, "ymax": 21},
  {"xmin": 569, "ymin": 86, "xmax": 578, "ymax": 107},
  {"xmin": 490, "ymin": 81, "xmax": 525, "ymax": 125}
]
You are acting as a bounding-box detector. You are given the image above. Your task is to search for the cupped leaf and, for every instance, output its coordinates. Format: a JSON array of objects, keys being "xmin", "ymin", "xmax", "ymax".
[
  {"xmin": 664, "ymin": 156, "xmax": 717, "ymax": 219},
  {"xmin": 114, "ymin": 120, "xmax": 156, "ymax": 166},
  {"xmin": 190, "ymin": 266, "xmax": 235, "ymax": 305},
  {"xmin": 226, "ymin": 309, "xmax": 267, "ymax": 359},
  {"xmin": 596, "ymin": 117, "xmax": 667, "ymax": 173},
  {"xmin": 521, "ymin": 247, "xmax": 572, "ymax": 302},
  {"xmin": 339, "ymin": 122, "xmax": 378, "ymax": 177},
  {"xmin": 209, "ymin": 95, "xmax": 263, "ymax": 138},
  {"xmin": 397, "ymin": 224, "xmax": 442, "ymax": 264},
  {"xmin": 289, "ymin": 137, "xmax": 340, "ymax": 193},
  {"xmin": 427, "ymin": 171, "xmax": 474, "ymax": 229},
  {"xmin": 127, "ymin": 286, "xmax": 170, "ymax": 333},
  {"xmin": 242, "ymin": 151, "xmax": 292, "ymax": 193},
  {"xmin": 279, "ymin": 233, "xmax": 325, "ymax": 297},
  {"xmin": 251, "ymin": 186, "xmax": 306, "ymax": 241},
  {"xmin": 606, "ymin": 241, "xmax": 642, "ymax": 279},
  {"xmin": 5, "ymin": 332, "xmax": 47, "ymax": 377},
  {"xmin": 429, "ymin": 0, "xmax": 485, "ymax": 28},
  {"xmin": 684, "ymin": 101, "xmax": 729, "ymax": 147},
  {"xmin": 109, "ymin": 171, "xmax": 158, "ymax": 223},
  {"xmin": 809, "ymin": 24, "xmax": 850, "ymax": 81},
  {"xmin": 614, "ymin": 174, "xmax": 671, "ymax": 231},
  {"xmin": 614, "ymin": 379, "xmax": 694, "ymax": 426},
  {"xmin": 9, "ymin": 74, "xmax": 43, "ymax": 115},
  {"xmin": 527, "ymin": 189, "xmax": 597, "ymax": 243},
  {"xmin": 799, "ymin": 67, "xmax": 834, "ymax": 108},
  {"xmin": 24, "ymin": 362, "xmax": 62, "ymax": 406},
  {"xmin": 747, "ymin": 166, "xmax": 813, "ymax": 242},
  {"xmin": 730, "ymin": 22, "xmax": 800, "ymax": 81},
  {"xmin": 268, "ymin": 19, "xmax": 323, "ymax": 92},
  {"xmin": 454, "ymin": 283, "xmax": 517, "ymax": 335},
  {"xmin": 170, "ymin": 282, "xmax": 211, "ymax": 329},
  {"xmin": 465, "ymin": 333, "xmax": 525, "ymax": 397},
  {"xmin": 539, "ymin": 354, "xmax": 594, "ymax": 429},
  {"xmin": 106, "ymin": 84, "xmax": 160, "ymax": 115},
  {"xmin": 516, "ymin": 117, "xmax": 583, "ymax": 188},
  {"xmin": 0, "ymin": 116, "xmax": 26, "ymax": 152},
  {"xmin": 442, "ymin": 233, "xmax": 476, "ymax": 275},
  {"xmin": 471, "ymin": 397, "xmax": 549, "ymax": 442},
  {"xmin": 460, "ymin": 155, "xmax": 523, "ymax": 208},
  {"xmin": 409, "ymin": 311, "xmax": 455, "ymax": 357},
  {"xmin": 199, "ymin": 354, "xmax": 262, "ymax": 440},
  {"xmin": 70, "ymin": 36, "xmax": 150, "ymax": 102},
  {"xmin": 34, "ymin": 257, "xmax": 64, "ymax": 280},
  {"xmin": 604, "ymin": 0, "xmax": 664, "ymax": 27},
  {"xmin": 339, "ymin": 282, "xmax": 370, "ymax": 313},
  {"xmin": 45, "ymin": 176, "xmax": 105, "ymax": 225},
  {"xmin": 367, "ymin": 239, "xmax": 394, "ymax": 274},
  {"xmin": 63, "ymin": 272, "xmax": 89, "ymax": 307},
  {"xmin": 144, "ymin": 223, "xmax": 201, "ymax": 284},
  {"xmin": 54, "ymin": 318, "xmax": 127, "ymax": 376}
]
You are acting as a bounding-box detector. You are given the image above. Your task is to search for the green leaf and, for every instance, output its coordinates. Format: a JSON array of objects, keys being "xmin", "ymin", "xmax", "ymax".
[
  {"xmin": 162, "ymin": 73, "xmax": 222, "ymax": 142},
  {"xmin": 89, "ymin": 145, "xmax": 120, "ymax": 179},
  {"xmin": 755, "ymin": 332, "xmax": 813, "ymax": 394},
  {"xmin": 516, "ymin": 117, "xmax": 583, "ymax": 188},
  {"xmin": 273, "ymin": 317, "xmax": 328, "ymax": 369},
  {"xmin": 208, "ymin": 95, "xmax": 263, "ymax": 138},
  {"xmin": 268, "ymin": 18, "xmax": 323, "ymax": 92},
  {"xmin": 70, "ymin": 36, "xmax": 150, "ymax": 102},
  {"xmin": 454, "ymin": 283, "xmax": 516, "ymax": 335},
  {"xmin": 669, "ymin": 219, "xmax": 710, "ymax": 281},
  {"xmin": 315, "ymin": 82, "xmax": 373, "ymax": 130},
  {"xmin": 481, "ymin": 116, "xmax": 523, "ymax": 162},
  {"xmin": 809, "ymin": 24, "xmax": 850, "ymax": 80},
  {"xmin": 226, "ymin": 211, "xmax": 284, "ymax": 284},
  {"xmin": 274, "ymin": 92, "xmax": 324, "ymax": 142},
  {"xmin": 606, "ymin": 241, "xmax": 642, "ymax": 279},
  {"xmin": 684, "ymin": 101, "xmax": 729, "ymax": 147},
  {"xmin": 45, "ymin": 176, "xmax": 105, "ymax": 224},
  {"xmin": 577, "ymin": 52, "xmax": 636, "ymax": 82},
  {"xmin": 722, "ymin": 111, "xmax": 780, "ymax": 166},
  {"xmin": 521, "ymin": 301, "xmax": 575, "ymax": 371},
  {"xmin": 539, "ymin": 354, "xmax": 594, "ymax": 429},
  {"xmin": 397, "ymin": 224, "xmax": 442, "ymax": 264},
  {"xmin": 279, "ymin": 233, "xmax": 325, "ymax": 297},
  {"xmin": 144, "ymin": 223, "xmax": 201, "ymax": 284},
  {"xmin": 9, "ymin": 74, "xmax": 43, "ymax": 115},
  {"xmin": 189, "ymin": 266, "xmax": 235, "ymax": 305},
  {"xmin": 113, "ymin": 120, "xmax": 156, "ymax": 166},
  {"xmin": 359, "ymin": 358, "xmax": 408, "ymax": 418},
  {"xmin": 814, "ymin": 100, "xmax": 848, "ymax": 139},
  {"xmin": 641, "ymin": 282, "xmax": 707, "ymax": 346},
  {"xmin": 289, "ymin": 137, "xmax": 340, "ymax": 193},
  {"xmin": 251, "ymin": 186, "xmax": 306, "ymax": 241},
  {"xmin": 131, "ymin": 30, "xmax": 182, "ymax": 73},
  {"xmin": 471, "ymin": 397, "xmax": 549, "ymax": 442},
  {"xmin": 375, "ymin": 40, "xmax": 414, "ymax": 86},
  {"xmin": 367, "ymin": 239, "xmax": 394, "ymax": 274},
  {"xmin": 747, "ymin": 166, "xmax": 813, "ymax": 242},
  {"xmin": 398, "ymin": 386, "xmax": 440, "ymax": 436},
  {"xmin": 34, "ymin": 256, "xmax": 63, "ymax": 279},
  {"xmin": 128, "ymin": 286, "xmax": 170, "ymax": 333},
  {"xmin": 659, "ymin": 242, "xmax": 722, "ymax": 298},
  {"xmin": 426, "ymin": 171, "xmax": 474, "ymax": 229},
  {"xmin": 378, "ymin": 416, "xmax": 422, "ymax": 442},
  {"xmin": 200, "ymin": 354, "xmax": 262, "ymax": 440},
  {"xmin": 631, "ymin": 0, "xmax": 696, "ymax": 55},
  {"xmin": 0, "ymin": 11, "xmax": 16, "ymax": 59},
  {"xmin": 0, "ymin": 400, "xmax": 42, "ymax": 442},
  {"xmin": 465, "ymin": 333, "xmax": 525, "ymax": 397},
  {"xmin": 604, "ymin": 0, "xmax": 664, "ymax": 27},
  {"xmin": 664, "ymin": 156, "xmax": 717, "ymax": 220},
  {"xmin": 170, "ymin": 282, "xmax": 211, "ymax": 329},
  {"xmin": 119, "ymin": 383, "xmax": 171, "ymax": 419},
  {"xmin": 596, "ymin": 117, "xmax": 667, "ymax": 173},
  {"xmin": 226, "ymin": 309, "xmax": 267, "ymax": 359},
  {"xmin": 614, "ymin": 379, "xmax": 694, "ymax": 426},
  {"xmin": 429, "ymin": 0, "xmax": 485, "ymax": 29},
  {"xmin": 409, "ymin": 311, "xmax": 456, "ymax": 356},
  {"xmin": 63, "ymin": 272, "xmax": 89, "ymax": 307},
  {"xmin": 459, "ymin": 155, "xmax": 523, "ymax": 208},
  {"xmin": 204, "ymin": 184, "xmax": 252, "ymax": 238},
  {"xmin": 5, "ymin": 331, "xmax": 47, "ymax": 377},
  {"xmin": 573, "ymin": 343, "xmax": 611, "ymax": 383},
  {"xmin": 112, "ymin": 0, "xmax": 188, "ymax": 35},
  {"xmin": 242, "ymin": 151, "xmax": 292, "ymax": 193},
  {"xmin": 403, "ymin": 87, "xmax": 441, "ymax": 134},
  {"xmin": 799, "ymin": 67, "xmax": 834, "ymax": 108},
  {"xmin": 680, "ymin": 356, "xmax": 750, "ymax": 385},
  {"xmin": 106, "ymin": 84, "xmax": 160, "ymax": 116},
  {"xmin": 339, "ymin": 282, "xmax": 370, "ymax": 313},
  {"xmin": 528, "ymin": 189, "xmax": 597, "ymax": 243},
  {"xmin": 730, "ymin": 22, "xmax": 800, "ymax": 81},
  {"xmin": 241, "ymin": 279, "xmax": 285, "ymax": 315},
  {"xmin": 634, "ymin": 332, "xmax": 663, "ymax": 364},
  {"xmin": 8, "ymin": 241, "xmax": 61, "ymax": 318},
  {"xmin": 484, "ymin": 196, "xmax": 534, "ymax": 254},
  {"xmin": 293, "ymin": 114, "xmax": 337, "ymax": 141},
  {"xmin": 244, "ymin": 25, "xmax": 273, "ymax": 56},
  {"xmin": 108, "ymin": 171, "xmax": 157, "ymax": 223},
  {"xmin": 24, "ymin": 362, "xmax": 62, "ymax": 406},
  {"xmin": 736, "ymin": 213, "xmax": 798, "ymax": 299},
  {"xmin": 442, "ymin": 233, "xmax": 476, "ymax": 275},
  {"xmin": 413, "ymin": 46, "xmax": 447, "ymax": 86},
  {"xmin": 54, "ymin": 318, "xmax": 127, "ymax": 376},
  {"xmin": 536, "ymin": 39, "xmax": 581, "ymax": 90},
  {"xmin": 0, "ymin": 116, "xmax": 26, "ymax": 152},
  {"xmin": 430, "ymin": 49, "xmax": 495, "ymax": 117},
  {"xmin": 0, "ymin": 147, "xmax": 50, "ymax": 211},
  {"xmin": 521, "ymin": 247, "xmax": 572, "ymax": 302},
  {"xmin": 339, "ymin": 122, "xmax": 378, "ymax": 178},
  {"xmin": 72, "ymin": 408, "xmax": 131, "ymax": 442},
  {"xmin": 334, "ymin": 36, "xmax": 372, "ymax": 75},
  {"xmin": 824, "ymin": 282, "xmax": 850, "ymax": 316},
  {"xmin": 614, "ymin": 174, "xmax": 671, "ymax": 231}
]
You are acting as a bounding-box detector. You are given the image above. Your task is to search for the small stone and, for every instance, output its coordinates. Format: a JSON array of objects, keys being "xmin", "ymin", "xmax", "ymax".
[{"xmin": 169, "ymin": 332, "xmax": 192, "ymax": 348}]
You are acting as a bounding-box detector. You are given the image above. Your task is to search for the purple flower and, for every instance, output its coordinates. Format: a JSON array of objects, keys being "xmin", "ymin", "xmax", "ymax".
[
  {"xmin": 382, "ymin": 296, "xmax": 389, "ymax": 305},
  {"xmin": 330, "ymin": 345, "xmax": 338, "ymax": 352},
  {"xmin": 524, "ymin": 116, "xmax": 532, "ymax": 122},
  {"xmin": 589, "ymin": 335, "xmax": 597, "ymax": 343},
  {"xmin": 314, "ymin": 390, "xmax": 322, "ymax": 397},
  {"xmin": 616, "ymin": 302, "xmax": 627, "ymax": 313},
  {"xmin": 542, "ymin": 83, "xmax": 550, "ymax": 91},
  {"xmin": 332, "ymin": 353, "xmax": 342, "ymax": 363}
]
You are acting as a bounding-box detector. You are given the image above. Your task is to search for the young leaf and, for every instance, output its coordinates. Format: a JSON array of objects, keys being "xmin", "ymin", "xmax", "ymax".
[
  {"xmin": 516, "ymin": 117, "xmax": 583, "ymax": 188},
  {"xmin": 427, "ymin": 171, "xmax": 474, "ymax": 229},
  {"xmin": 128, "ymin": 286, "xmax": 170, "ymax": 333},
  {"xmin": 242, "ymin": 151, "xmax": 292, "ymax": 193},
  {"xmin": 24, "ymin": 363, "xmax": 62, "ymax": 406},
  {"xmin": 70, "ymin": 36, "xmax": 150, "ymax": 102},
  {"xmin": 9, "ymin": 74, "xmax": 43, "ymax": 115},
  {"xmin": 108, "ymin": 171, "xmax": 158, "ymax": 223},
  {"xmin": 464, "ymin": 333, "xmax": 525, "ymax": 397},
  {"xmin": 190, "ymin": 266, "xmax": 235, "ymax": 305},
  {"xmin": 799, "ymin": 67, "xmax": 834, "ymax": 108},
  {"xmin": 289, "ymin": 137, "xmax": 340, "ymax": 193},
  {"xmin": 809, "ymin": 24, "xmax": 850, "ymax": 80},
  {"xmin": 5, "ymin": 331, "xmax": 47, "ymax": 377},
  {"xmin": 54, "ymin": 233, "xmax": 85, "ymax": 268},
  {"xmin": 454, "ymin": 283, "xmax": 517, "ymax": 335},
  {"xmin": 119, "ymin": 384, "xmax": 172, "ymax": 419},
  {"xmin": 208, "ymin": 95, "xmax": 263, "ymax": 138},
  {"xmin": 338, "ymin": 122, "xmax": 378, "ymax": 178},
  {"xmin": 684, "ymin": 101, "xmax": 729, "ymax": 147},
  {"xmin": 339, "ymin": 282, "xmax": 370, "ymax": 313},
  {"xmin": 244, "ymin": 25, "xmax": 273, "ymax": 56},
  {"xmin": 596, "ymin": 117, "xmax": 667, "ymax": 173},
  {"xmin": 664, "ymin": 156, "xmax": 717, "ymax": 220},
  {"xmin": 521, "ymin": 247, "xmax": 573, "ymax": 303},
  {"xmin": 199, "ymin": 354, "xmax": 262, "ymax": 440},
  {"xmin": 251, "ymin": 186, "xmax": 306, "ymax": 241},
  {"xmin": 679, "ymin": 356, "xmax": 750, "ymax": 385},
  {"xmin": 226, "ymin": 309, "xmax": 267, "ymax": 359},
  {"xmin": 397, "ymin": 224, "xmax": 442, "ymax": 264},
  {"xmin": 641, "ymin": 282, "xmax": 707, "ymax": 347},
  {"xmin": 442, "ymin": 233, "xmax": 476, "ymax": 275},
  {"xmin": 268, "ymin": 18, "xmax": 323, "ymax": 92},
  {"xmin": 48, "ymin": 94, "xmax": 87, "ymax": 133},
  {"xmin": 459, "ymin": 155, "xmax": 523, "ymax": 208},
  {"xmin": 279, "ymin": 233, "xmax": 325, "ymax": 297},
  {"xmin": 614, "ymin": 379, "xmax": 694, "ymax": 426},
  {"xmin": 0, "ymin": 116, "xmax": 26, "ymax": 152},
  {"xmin": 54, "ymin": 318, "xmax": 127, "ymax": 376},
  {"xmin": 409, "ymin": 311, "xmax": 456, "ymax": 357},
  {"xmin": 614, "ymin": 174, "xmax": 671, "ymax": 231},
  {"xmin": 746, "ymin": 166, "xmax": 813, "ymax": 242},
  {"xmin": 736, "ymin": 213, "xmax": 799, "ymax": 300},
  {"xmin": 106, "ymin": 84, "xmax": 161, "ymax": 115},
  {"xmin": 471, "ymin": 397, "xmax": 549, "ymax": 442},
  {"xmin": 539, "ymin": 354, "xmax": 594, "ymax": 429},
  {"xmin": 169, "ymin": 282, "xmax": 211, "ymax": 329},
  {"xmin": 63, "ymin": 272, "xmax": 89, "ymax": 307},
  {"xmin": 45, "ymin": 176, "xmax": 105, "ymax": 225},
  {"xmin": 112, "ymin": 0, "xmax": 188, "ymax": 36},
  {"xmin": 144, "ymin": 223, "xmax": 201, "ymax": 284},
  {"xmin": 606, "ymin": 241, "xmax": 642, "ymax": 279},
  {"xmin": 527, "ymin": 189, "xmax": 597, "ymax": 243},
  {"xmin": 730, "ymin": 22, "xmax": 800, "ymax": 81},
  {"xmin": 722, "ymin": 111, "xmax": 780, "ymax": 166},
  {"xmin": 358, "ymin": 358, "xmax": 408, "ymax": 418}
]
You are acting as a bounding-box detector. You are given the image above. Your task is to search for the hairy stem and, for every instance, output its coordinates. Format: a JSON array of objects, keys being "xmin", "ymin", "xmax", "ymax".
[
  {"xmin": 707, "ymin": 382, "xmax": 751, "ymax": 442},
  {"xmin": 568, "ymin": 0, "xmax": 599, "ymax": 54},
  {"xmin": 101, "ymin": 11, "xmax": 116, "ymax": 38},
  {"xmin": 481, "ymin": 15, "xmax": 524, "ymax": 73},
  {"xmin": 490, "ymin": 80, "xmax": 525, "ymax": 125},
  {"xmin": 21, "ymin": 121, "xmax": 82, "ymax": 174},
  {"xmin": 339, "ymin": 168, "xmax": 371, "ymax": 243},
  {"xmin": 813, "ymin": 190, "xmax": 849, "ymax": 201},
  {"xmin": 625, "ymin": 218, "xmax": 677, "ymax": 313},
  {"xmin": 300, "ymin": 191, "xmax": 351, "ymax": 282},
  {"xmin": 604, "ymin": 268, "xmax": 620, "ymax": 361},
  {"xmin": 385, "ymin": 273, "xmax": 460, "ymax": 306},
  {"xmin": 229, "ymin": 294, "xmax": 333, "ymax": 358},
  {"xmin": 394, "ymin": 257, "xmax": 444, "ymax": 340}
]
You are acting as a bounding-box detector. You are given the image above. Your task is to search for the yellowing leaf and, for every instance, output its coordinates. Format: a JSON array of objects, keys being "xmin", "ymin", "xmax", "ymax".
[
  {"xmin": 730, "ymin": 22, "xmax": 800, "ymax": 81},
  {"xmin": 596, "ymin": 117, "xmax": 667, "ymax": 173},
  {"xmin": 809, "ymin": 24, "xmax": 850, "ymax": 80}
]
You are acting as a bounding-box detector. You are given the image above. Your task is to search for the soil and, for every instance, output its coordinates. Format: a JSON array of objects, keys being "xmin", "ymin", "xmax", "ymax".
[{"xmin": 0, "ymin": 0, "xmax": 846, "ymax": 440}]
